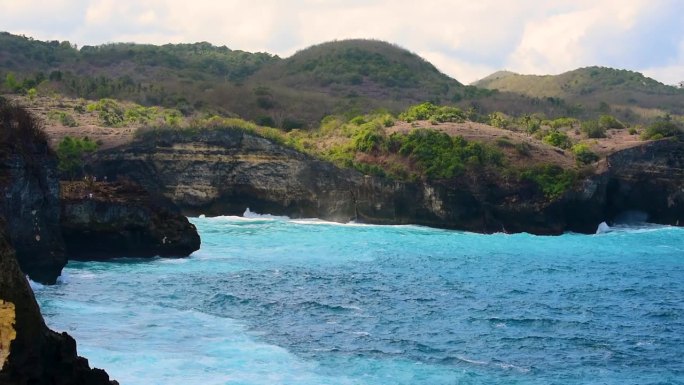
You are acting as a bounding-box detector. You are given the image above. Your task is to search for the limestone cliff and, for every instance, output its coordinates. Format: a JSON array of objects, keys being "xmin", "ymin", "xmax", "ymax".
[
  {"xmin": 60, "ymin": 180, "xmax": 200, "ymax": 260},
  {"xmin": 603, "ymin": 139, "xmax": 684, "ymax": 225},
  {"xmin": 0, "ymin": 99, "xmax": 66, "ymax": 284},
  {"xmin": 0, "ymin": 224, "xmax": 116, "ymax": 385},
  {"xmin": 90, "ymin": 128, "xmax": 661, "ymax": 235}
]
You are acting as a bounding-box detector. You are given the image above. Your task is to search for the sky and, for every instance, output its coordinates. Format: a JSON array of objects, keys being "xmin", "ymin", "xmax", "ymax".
[{"xmin": 2, "ymin": 0, "xmax": 683, "ymax": 85}]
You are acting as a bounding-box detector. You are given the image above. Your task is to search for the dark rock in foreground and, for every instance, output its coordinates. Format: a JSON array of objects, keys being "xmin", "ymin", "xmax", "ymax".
[
  {"xmin": 0, "ymin": 100, "xmax": 66, "ymax": 284},
  {"xmin": 60, "ymin": 180, "xmax": 200, "ymax": 260},
  {"xmin": 0, "ymin": 223, "xmax": 117, "ymax": 385}
]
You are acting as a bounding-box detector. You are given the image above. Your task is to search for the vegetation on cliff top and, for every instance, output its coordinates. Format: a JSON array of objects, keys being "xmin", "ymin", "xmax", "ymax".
[{"xmin": 133, "ymin": 101, "xmax": 604, "ymax": 199}]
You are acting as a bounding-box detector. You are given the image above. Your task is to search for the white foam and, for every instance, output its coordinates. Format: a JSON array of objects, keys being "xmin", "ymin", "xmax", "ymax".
[
  {"xmin": 56, "ymin": 272, "xmax": 69, "ymax": 284},
  {"xmin": 596, "ymin": 221, "xmax": 611, "ymax": 234},
  {"xmin": 242, "ymin": 208, "xmax": 289, "ymax": 220},
  {"xmin": 497, "ymin": 362, "xmax": 531, "ymax": 373},
  {"xmin": 28, "ymin": 277, "xmax": 44, "ymax": 291},
  {"xmin": 456, "ymin": 355, "xmax": 488, "ymax": 365}
]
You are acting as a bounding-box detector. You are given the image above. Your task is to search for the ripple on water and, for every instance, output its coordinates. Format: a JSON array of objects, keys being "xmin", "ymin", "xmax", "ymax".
[{"xmin": 34, "ymin": 217, "xmax": 684, "ymax": 385}]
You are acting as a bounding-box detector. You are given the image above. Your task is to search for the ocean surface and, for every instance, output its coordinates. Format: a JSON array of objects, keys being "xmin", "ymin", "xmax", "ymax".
[{"xmin": 34, "ymin": 214, "xmax": 684, "ymax": 385}]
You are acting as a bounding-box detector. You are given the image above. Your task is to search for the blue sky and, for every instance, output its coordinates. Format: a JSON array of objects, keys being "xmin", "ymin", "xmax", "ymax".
[{"xmin": 2, "ymin": 0, "xmax": 683, "ymax": 85}]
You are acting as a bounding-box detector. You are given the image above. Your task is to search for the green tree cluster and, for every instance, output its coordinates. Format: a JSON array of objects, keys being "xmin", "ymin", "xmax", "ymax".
[
  {"xmin": 87, "ymin": 98, "xmax": 125, "ymax": 126},
  {"xmin": 641, "ymin": 120, "xmax": 683, "ymax": 140},
  {"xmin": 571, "ymin": 143, "xmax": 599, "ymax": 165},
  {"xmin": 580, "ymin": 120, "xmax": 606, "ymax": 138},
  {"xmin": 543, "ymin": 130, "xmax": 572, "ymax": 149},
  {"xmin": 598, "ymin": 114, "xmax": 625, "ymax": 130},
  {"xmin": 520, "ymin": 165, "xmax": 576, "ymax": 198},
  {"xmin": 398, "ymin": 102, "xmax": 465, "ymax": 123},
  {"xmin": 56, "ymin": 136, "xmax": 98, "ymax": 178},
  {"xmin": 391, "ymin": 129, "xmax": 502, "ymax": 179}
]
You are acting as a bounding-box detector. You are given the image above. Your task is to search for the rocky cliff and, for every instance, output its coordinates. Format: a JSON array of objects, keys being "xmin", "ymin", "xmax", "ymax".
[
  {"xmin": 61, "ymin": 180, "xmax": 200, "ymax": 260},
  {"xmin": 89, "ymin": 127, "xmax": 680, "ymax": 235},
  {"xmin": 603, "ymin": 139, "xmax": 684, "ymax": 225},
  {"xmin": 0, "ymin": 223, "xmax": 117, "ymax": 385},
  {"xmin": 0, "ymin": 99, "xmax": 66, "ymax": 284}
]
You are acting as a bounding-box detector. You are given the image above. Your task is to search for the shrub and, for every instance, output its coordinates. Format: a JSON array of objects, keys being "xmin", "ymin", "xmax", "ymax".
[
  {"xmin": 381, "ymin": 115, "xmax": 395, "ymax": 127},
  {"xmin": 399, "ymin": 102, "xmax": 437, "ymax": 122},
  {"xmin": 520, "ymin": 165, "xmax": 576, "ymax": 198},
  {"xmin": 515, "ymin": 142, "xmax": 532, "ymax": 156},
  {"xmin": 87, "ymin": 98, "xmax": 125, "ymax": 126},
  {"xmin": 641, "ymin": 121, "xmax": 682, "ymax": 140},
  {"xmin": 399, "ymin": 102, "xmax": 465, "ymax": 123},
  {"xmin": 628, "ymin": 127, "xmax": 638, "ymax": 135},
  {"xmin": 598, "ymin": 114, "xmax": 625, "ymax": 129},
  {"xmin": 571, "ymin": 143, "xmax": 599, "ymax": 165},
  {"xmin": 488, "ymin": 112, "xmax": 510, "ymax": 129},
  {"xmin": 543, "ymin": 130, "xmax": 572, "ymax": 149},
  {"xmin": 282, "ymin": 118, "xmax": 304, "ymax": 131},
  {"xmin": 56, "ymin": 136, "xmax": 98, "ymax": 178},
  {"xmin": 352, "ymin": 122, "xmax": 385, "ymax": 152},
  {"xmin": 125, "ymin": 105, "xmax": 158, "ymax": 124},
  {"xmin": 27, "ymin": 88, "xmax": 37, "ymax": 101},
  {"xmin": 495, "ymin": 137, "xmax": 513, "ymax": 147},
  {"xmin": 546, "ymin": 117, "xmax": 578, "ymax": 129},
  {"xmin": 393, "ymin": 129, "xmax": 502, "ymax": 179},
  {"xmin": 581, "ymin": 120, "xmax": 606, "ymax": 138},
  {"xmin": 256, "ymin": 116, "xmax": 276, "ymax": 127},
  {"xmin": 59, "ymin": 112, "xmax": 77, "ymax": 127},
  {"xmin": 164, "ymin": 109, "xmax": 182, "ymax": 127},
  {"xmin": 349, "ymin": 115, "xmax": 366, "ymax": 125}
]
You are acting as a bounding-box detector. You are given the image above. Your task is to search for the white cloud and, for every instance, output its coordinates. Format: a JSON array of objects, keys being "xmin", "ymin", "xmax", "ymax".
[
  {"xmin": 505, "ymin": 0, "xmax": 678, "ymax": 76},
  {"xmin": 642, "ymin": 38, "xmax": 684, "ymax": 86}
]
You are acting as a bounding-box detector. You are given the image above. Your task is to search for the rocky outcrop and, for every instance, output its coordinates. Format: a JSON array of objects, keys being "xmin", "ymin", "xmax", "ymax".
[
  {"xmin": 60, "ymin": 180, "xmax": 200, "ymax": 260},
  {"xmin": 0, "ymin": 100, "xmax": 66, "ymax": 284},
  {"xmin": 603, "ymin": 139, "xmax": 684, "ymax": 225},
  {"xmin": 89, "ymin": 128, "xmax": 615, "ymax": 234},
  {"xmin": 0, "ymin": 223, "xmax": 117, "ymax": 385}
]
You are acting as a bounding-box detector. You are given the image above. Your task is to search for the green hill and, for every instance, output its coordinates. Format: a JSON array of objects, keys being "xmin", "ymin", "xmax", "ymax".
[
  {"xmin": 1, "ymin": 32, "xmax": 682, "ymax": 128},
  {"xmin": 252, "ymin": 39, "xmax": 462, "ymax": 98},
  {"xmin": 0, "ymin": 33, "xmax": 475, "ymax": 127},
  {"xmin": 474, "ymin": 67, "xmax": 684, "ymax": 118}
]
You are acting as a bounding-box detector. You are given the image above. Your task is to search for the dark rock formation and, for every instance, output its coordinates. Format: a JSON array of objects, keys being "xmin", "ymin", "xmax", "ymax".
[
  {"xmin": 0, "ymin": 99, "xmax": 66, "ymax": 284},
  {"xmin": 91, "ymin": 128, "xmax": 683, "ymax": 235},
  {"xmin": 0, "ymin": 223, "xmax": 117, "ymax": 385},
  {"xmin": 60, "ymin": 180, "xmax": 200, "ymax": 260},
  {"xmin": 603, "ymin": 139, "xmax": 684, "ymax": 225}
]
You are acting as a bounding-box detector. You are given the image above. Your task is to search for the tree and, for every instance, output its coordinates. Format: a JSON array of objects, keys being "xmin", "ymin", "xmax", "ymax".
[
  {"xmin": 4, "ymin": 73, "xmax": 20, "ymax": 92},
  {"xmin": 27, "ymin": 88, "xmax": 37, "ymax": 101},
  {"xmin": 56, "ymin": 136, "xmax": 98, "ymax": 178}
]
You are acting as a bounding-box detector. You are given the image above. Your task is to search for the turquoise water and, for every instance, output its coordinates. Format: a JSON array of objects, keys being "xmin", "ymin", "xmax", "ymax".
[{"xmin": 34, "ymin": 215, "xmax": 684, "ymax": 385}]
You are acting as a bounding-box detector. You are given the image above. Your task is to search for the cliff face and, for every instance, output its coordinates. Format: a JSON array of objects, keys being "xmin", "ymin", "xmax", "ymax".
[
  {"xmin": 0, "ymin": 224, "xmax": 116, "ymax": 385},
  {"xmin": 0, "ymin": 102, "xmax": 66, "ymax": 284},
  {"xmin": 603, "ymin": 140, "xmax": 684, "ymax": 225},
  {"xmin": 60, "ymin": 181, "xmax": 200, "ymax": 260},
  {"xmin": 90, "ymin": 128, "xmax": 652, "ymax": 235}
]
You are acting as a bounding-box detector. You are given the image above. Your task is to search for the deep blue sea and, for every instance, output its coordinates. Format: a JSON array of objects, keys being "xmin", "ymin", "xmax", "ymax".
[{"xmin": 34, "ymin": 215, "xmax": 684, "ymax": 385}]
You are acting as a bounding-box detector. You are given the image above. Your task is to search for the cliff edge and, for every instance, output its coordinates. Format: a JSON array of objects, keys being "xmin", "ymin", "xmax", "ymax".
[
  {"xmin": 60, "ymin": 179, "xmax": 200, "ymax": 260},
  {"xmin": 0, "ymin": 223, "xmax": 117, "ymax": 385},
  {"xmin": 91, "ymin": 128, "xmax": 683, "ymax": 234}
]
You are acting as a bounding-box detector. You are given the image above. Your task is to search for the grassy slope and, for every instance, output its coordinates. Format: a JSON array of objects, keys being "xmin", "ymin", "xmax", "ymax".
[{"xmin": 474, "ymin": 67, "xmax": 684, "ymax": 120}]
